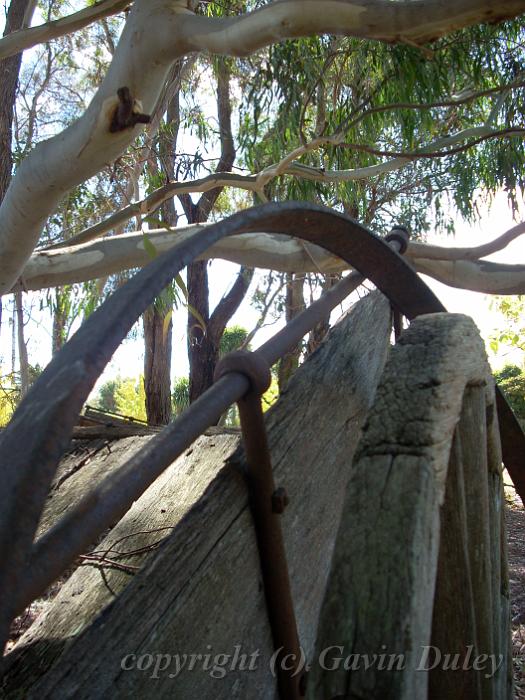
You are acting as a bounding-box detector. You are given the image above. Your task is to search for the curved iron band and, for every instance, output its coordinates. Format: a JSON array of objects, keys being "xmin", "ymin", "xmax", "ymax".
[{"xmin": 0, "ymin": 201, "xmax": 522, "ymax": 641}]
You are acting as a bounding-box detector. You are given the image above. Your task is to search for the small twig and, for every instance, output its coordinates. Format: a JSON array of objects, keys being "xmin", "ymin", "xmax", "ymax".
[
  {"xmin": 334, "ymin": 127, "xmax": 525, "ymax": 160},
  {"xmin": 78, "ymin": 554, "xmax": 139, "ymax": 573}
]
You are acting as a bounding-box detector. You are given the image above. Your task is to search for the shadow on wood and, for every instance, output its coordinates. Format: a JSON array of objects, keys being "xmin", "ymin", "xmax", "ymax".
[{"xmin": 2, "ymin": 291, "xmax": 392, "ymax": 699}]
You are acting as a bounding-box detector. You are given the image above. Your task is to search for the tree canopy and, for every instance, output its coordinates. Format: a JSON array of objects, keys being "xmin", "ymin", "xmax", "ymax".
[
  {"xmin": 2, "ymin": 0, "xmax": 525, "ymax": 421},
  {"xmin": 0, "ymin": 0, "xmax": 525, "ymax": 299}
]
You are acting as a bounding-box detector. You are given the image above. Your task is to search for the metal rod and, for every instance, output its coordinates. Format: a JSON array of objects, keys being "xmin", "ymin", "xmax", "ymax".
[
  {"xmin": 15, "ymin": 237, "xmax": 404, "ymax": 616},
  {"xmin": 13, "ymin": 269, "xmax": 365, "ymax": 616},
  {"xmin": 259, "ymin": 271, "xmax": 363, "ymax": 365},
  {"xmin": 1, "ymin": 201, "xmax": 445, "ymax": 649},
  {"xmin": 237, "ymin": 386, "xmax": 305, "ymax": 699}
]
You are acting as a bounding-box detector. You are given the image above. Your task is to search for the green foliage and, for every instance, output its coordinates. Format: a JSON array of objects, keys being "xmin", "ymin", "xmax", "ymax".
[
  {"xmin": 47, "ymin": 281, "xmax": 101, "ymax": 349},
  {"xmin": 490, "ymin": 297, "xmax": 525, "ymax": 419},
  {"xmin": 213, "ymin": 324, "xmax": 279, "ymax": 423},
  {"xmin": 172, "ymin": 376, "xmax": 190, "ymax": 416},
  {"xmin": 493, "ymin": 364, "xmax": 525, "ymax": 418},
  {"xmin": 219, "ymin": 325, "xmax": 250, "ymax": 355},
  {"xmin": 114, "ymin": 377, "xmax": 147, "ymax": 421},
  {"xmin": 96, "ymin": 378, "xmax": 119, "ymax": 413},
  {"xmin": 237, "ymin": 20, "xmax": 525, "ymax": 235},
  {"xmin": 489, "ymin": 295, "xmax": 525, "ymax": 354},
  {"xmin": 94, "ymin": 376, "xmax": 147, "ymax": 421},
  {"xmin": 261, "ymin": 375, "xmax": 279, "ymax": 413},
  {"xmin": 0, "ymin": 373, "xmax": 21, "ymax": 427},
  {"xmin": 142, "ymin": 232, "xmax": 158, "ymax": 260},
  {"xmin": 217, "ymin": 326, "xmax": 249, "ymax": 426},
  {"xmin": 0, "ymin": 365, "xmax": 43, "ymax": 426}
]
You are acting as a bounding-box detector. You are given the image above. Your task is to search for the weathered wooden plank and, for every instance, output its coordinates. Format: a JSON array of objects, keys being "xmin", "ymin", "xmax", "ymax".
[
  {"xmin": 36, "ymin": 436, "xmax": 155, "ymax": 537},
  {"xmin": 3, "ymin": 432, "xmax": 241, "ymax": 692},
  {"xmin": 71, "ymin": 425, "xmax": 161, "ymax": 439},
  {"xmin": 429, "ymin": 431, "xmax": 481, "ymax": 700},
  {"xmin": 486, "ymin": 396, "xmax": 513, "ymax": 699},
  {"xmin": 486, "ymin": 396, "xmax": 504, "ymax": 696},
  {"xmin": 496, "ymin": 390, "xmax": 525, "ymax": 507},
  {"xmin": 498, "ymin": 509, "xmax": 513, "ymax": 700},
  {"xmin": 2, "ymin": 291, "xmax": 392, "ymax": 699},
  {"xmin": 459, "ymin": 385, "xmax": 495, "ymax": 700},
  {"xmin": 309, "ymin": 313, "xmax": 497, "ymax": 700}
]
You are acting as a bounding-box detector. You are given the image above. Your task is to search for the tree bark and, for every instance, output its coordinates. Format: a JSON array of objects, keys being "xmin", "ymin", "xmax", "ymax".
[
  {"xmin": 14, "ymin": 289, "xmax": 29, "ymax": 396},
  {"xmin": 186, "ymin": 257, "xmax": 211, "ymax": 403},
  {"xmin": 183, "ymin": 58, "xmax": 253, "ymax": 403},
  {"xmin": 0, "ymin": 0, "xmax": 35, "ymax": 401},
  {"xmin": 143, "ymin": 305, "xmax": 173, "ymax": 425},
  {"xmin": 277, "ymin": 273, "xmax": 305, "ymax": 391},
  {"xmin": 17, "ymin": 223, "xmax": 525, "ymax": 295},
  {"xmin": 51, "ymin": 287, "xmax": 68, "ymax": 356},
  {"xmin": 186, "ymin": 260, "xmax": 253, "ymax": 403},
  {"xmin": 0, "ymin": 0, "xmax": 33, "ymax": 203},
  {"xmin": 141, "ymin": 83, "xmax": 182, "ymax": 425}
]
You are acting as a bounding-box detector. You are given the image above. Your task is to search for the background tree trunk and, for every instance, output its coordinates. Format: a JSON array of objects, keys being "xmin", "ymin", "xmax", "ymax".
[
  {"xmin": 14, "ymin": 289, "xmax": 29, "ymax": 396},
  {"xmin": 143, "ymin": 305, "xmax": 173, "ymax": 425},
  {"xmin": 187, "ymin": 257, "xmax": 213, "ymax": 403},
  {"xmin": 182, "ymin": 58, "xmax": 254, "ymax": 404},
  {"xmin": 51, "ymin": 287, "xmax": 68, "ymax": 356},
  {"xmin": 277, "ymin": 273, "xmax": 305, "ymax": 391},
  {"xmin": 0, "ymin": 0, "xmax": 34, "ymax": 202},
  {"xmin": 142, "ymin": 87, "xmax": 181, "ymax": 424},
  {"xmin": 187, "ymin": 258, "xmax": 253, "ymax": 403},
  {"xmin": 1, "ymin": 0, "xmax": 35, "ymax": 400}
]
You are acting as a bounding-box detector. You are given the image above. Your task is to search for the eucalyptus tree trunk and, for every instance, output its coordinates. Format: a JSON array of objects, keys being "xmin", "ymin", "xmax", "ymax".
[
  {"xmin": 0, "ymin": 0, "xmax": 34, "ymax": 202},
  {"xmin": 187, "ymin": 258, "xmax": 253, "ymax": 403},
  {"xmin": 182, "ymin": 58, "xmax": 253, "ymax": 403},
  {"xmin": 1, "ymin": 0, "xmax": 35, "ymax": 399},
  {"xmin": 51, "ymin": 308, "xmax": 67, "ymax": 356},
  {"xmin": 143, "ymin": 304, "xmax": 173, "ymax": 425},
  {"xmin": 186, "ymin": 256, "xmax": 212, "ymax": 403},
  {"xmin": 277, "ymin": 273, "xmax": 306, "ymax": 391},
  {"xmin": 10, "ymin": 300, "xmax": 15, "ymax": 373},
  {"xmin": 14, "ymin": 289, "xmax": 29, "ymax": 396},
  {"xmin": 142, "ymin": 82, "xmax": 181, "ymax": 424},
  {"xmin": 51, "ymin": 287, "xmax": 69, "ymax": 355}
]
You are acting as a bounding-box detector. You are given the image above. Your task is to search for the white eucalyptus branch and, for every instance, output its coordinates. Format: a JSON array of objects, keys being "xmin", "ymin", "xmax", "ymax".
[
  {"xmin": 406, "ymin": 221, "xmax": 525, "ymax": 261},
  {"xmin": 0, "ymin": 0, "xmax": 131, "ymax": 61},
  {"xmin": 44, "ymin": 172, "xmax": 259, "ymax": 250},
  {"xmin": 180, "ymin": 0, "xmax": 525, "ymax": 55},
  {"xmin": 15, "ymin": 222, "xmax": 525, "ymax": 295},
  {"xmin": 412, "ymin": 257, "xmax": 525, "ymax": 294}
]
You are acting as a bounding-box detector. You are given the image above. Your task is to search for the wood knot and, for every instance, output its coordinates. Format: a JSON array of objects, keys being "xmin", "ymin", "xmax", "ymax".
[{"xmin": 109, "ymin": 87, "xmax": 151, "ymax": 133}]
